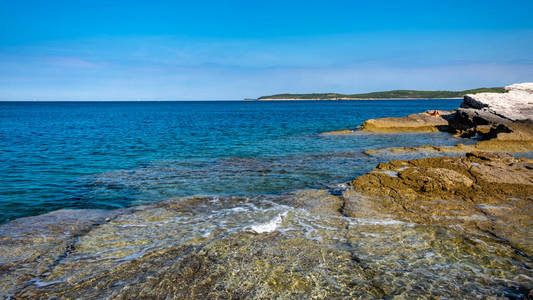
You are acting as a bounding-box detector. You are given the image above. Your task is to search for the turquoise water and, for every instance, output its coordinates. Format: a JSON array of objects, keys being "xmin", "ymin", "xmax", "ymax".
[{"xmin": 0, "ymin": 100, "xmax": 463, "ymax": 223}]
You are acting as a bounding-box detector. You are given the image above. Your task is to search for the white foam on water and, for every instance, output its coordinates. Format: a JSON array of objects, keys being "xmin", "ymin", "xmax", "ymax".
[
  {"xmin": 33, "ymin": 279, "xmax": 63, "ymax": 288},
  {"xmin": 349, "ymin": 217, "xmax": 413, "ymax": 226},
  {"xmin": 250, "ymin": 211, "xmax": 288, "ymax": 233},
  {"xmin": 229, "ymin": 206, "xmax": 248, "ymax": 213},
  {"xmin": 476, "ymin": 204, "xmax": 512, "ymax": 210},
  {"xmin": 361, "ymin": 232, "xmax": 380, "ymax": 238},
  {"xmin": 119, "ymin": 224, "xmax": 148, "ymax": 228}
]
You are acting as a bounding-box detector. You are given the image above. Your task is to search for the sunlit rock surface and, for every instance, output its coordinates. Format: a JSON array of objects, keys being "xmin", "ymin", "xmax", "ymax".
[
  {"xmin": 461, "ymin": 83, "xmax": 533, "ymax": 122},
  {"xmin": 348, "ymin": 152, "xmax": 533, "ymax": 257},
  {"xmin": 360, "ymin": 111, "xmax": 454, "ymax": 133},
  {"xmin": 1, "ymin": 182, "xmax": 532, "ymax": 298},
  {"xmin": 452, "ymin": 82, "xmax": 533, "ymax": 139}
]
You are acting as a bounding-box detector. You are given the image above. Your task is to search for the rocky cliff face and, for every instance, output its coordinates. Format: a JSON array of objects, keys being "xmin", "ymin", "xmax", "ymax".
[
  {"xmin": 453, "ymin": 82, "xmax": 533, "ymax": 133},
  {"xmin": 462, "ymin": 83, "xmax": 533, "ymax": 121}
]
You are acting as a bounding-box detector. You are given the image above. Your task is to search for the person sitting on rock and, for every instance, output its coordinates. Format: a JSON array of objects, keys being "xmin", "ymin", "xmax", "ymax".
[{"xmin": 426, "ymin": 110, "xmax": 441, "ymax": 117}]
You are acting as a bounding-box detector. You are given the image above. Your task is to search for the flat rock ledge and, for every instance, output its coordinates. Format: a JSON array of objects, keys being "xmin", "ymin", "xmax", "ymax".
[
  {"xmin": 345, "ymin": 151, "xmax": 533, "ymax": 256},
  {"xmin": 364, "ymin": 120, "xmax": 533, "ymax": 154},
  {"xmin": 359, "ymin": 111, "xmax": 453, "ymax": 133}
]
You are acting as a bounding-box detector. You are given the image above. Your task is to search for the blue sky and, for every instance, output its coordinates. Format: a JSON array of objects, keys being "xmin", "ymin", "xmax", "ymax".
[{"xmin": 1, "ymin": 0, "xmax": 532, "ymax": 100}]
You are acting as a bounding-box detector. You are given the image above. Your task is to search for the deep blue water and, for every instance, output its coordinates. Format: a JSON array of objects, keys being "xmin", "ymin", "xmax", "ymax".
[{"xmin": 0, "ymin": 100, "xmax": 464, "ymax": 223}]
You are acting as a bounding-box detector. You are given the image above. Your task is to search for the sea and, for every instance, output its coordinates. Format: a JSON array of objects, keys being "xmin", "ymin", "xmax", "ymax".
[{"xmin": 0, "ymin": 100, "xmax": 463, "ymax": 223}]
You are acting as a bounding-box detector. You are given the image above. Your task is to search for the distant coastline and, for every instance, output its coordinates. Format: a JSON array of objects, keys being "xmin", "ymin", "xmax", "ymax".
[
  {"xmin": 248, "ymin": 97, "xmax": 463, "ymax": 101},
  {"xmin": 250, "ymin": 87, "xmax": 504, "ymax": 101}
]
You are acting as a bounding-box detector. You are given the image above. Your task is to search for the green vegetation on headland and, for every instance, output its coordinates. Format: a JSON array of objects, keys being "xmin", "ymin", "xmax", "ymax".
[{"xmin": 255, "ymin": 87, "xmax": 504, "ymax": 100}]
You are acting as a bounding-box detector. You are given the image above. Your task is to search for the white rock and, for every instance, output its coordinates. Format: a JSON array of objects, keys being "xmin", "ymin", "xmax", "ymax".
[
  {"xmin": 463, "ymin": 82, "xmax": 533, "ymax": 121},
  {"xmin": 504, "ymin": 82, "xmax": 533, "ymax": 93}
]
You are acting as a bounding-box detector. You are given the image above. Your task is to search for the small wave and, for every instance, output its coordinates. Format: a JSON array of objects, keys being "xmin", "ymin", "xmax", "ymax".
[{"xmin": 250, "ymin": 211, "xmax": 288, "ymax": 233}]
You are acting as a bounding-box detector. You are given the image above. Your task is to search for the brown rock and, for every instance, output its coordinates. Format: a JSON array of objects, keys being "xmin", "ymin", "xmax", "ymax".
[
  {"xmin": 365, "ymin": 122, "xmax": 533, "ymax": 154},
  {"xmin": 346, "ymin": 152, "xmax": 533, "ymax": 255},
  {"xmin": 360, "ymin": 111, "xmax": 453, "ymax": 133},
  {"xmin": 321, "ymin": 129, "xmax": 355, "ymax": 135}
]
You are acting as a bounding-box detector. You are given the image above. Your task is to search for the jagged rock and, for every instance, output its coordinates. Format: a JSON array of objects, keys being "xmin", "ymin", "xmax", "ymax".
[
  {"xmin": 450, "ymin": 107, "xmax": 512, "ymax": 131},
  {"xmin": 460, "ymin": 82, "xmax": 533, "ymax": 122},
  {"xmin": 346, "ymin": 152, "xmax": 533, "ymax": 256},
  {"xmin": 451, "ymin": 83, "xmax": 533, "ymax": 138}
]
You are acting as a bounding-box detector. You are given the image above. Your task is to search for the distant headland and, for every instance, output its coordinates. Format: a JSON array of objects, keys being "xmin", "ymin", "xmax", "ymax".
[{"xmin": 250, "ymin": 87, "xmax": 504, "ymax": 100}]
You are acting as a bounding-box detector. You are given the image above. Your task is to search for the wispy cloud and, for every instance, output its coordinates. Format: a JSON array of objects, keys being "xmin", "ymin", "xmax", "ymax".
[{"xmin": 1, "ymin": 31, "xmax": 532, "ymax": 100}]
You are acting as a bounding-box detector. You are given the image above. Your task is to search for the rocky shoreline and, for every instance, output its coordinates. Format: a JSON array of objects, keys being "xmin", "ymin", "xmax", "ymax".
[
  {"xmin": 2, "ymin": 171, "xmax": 532, "ymax": 298},
  {"xmin": 346, "ymin": 152, "xmax": 533, "ymax": 255},
  {"xmin": 1, "ymin": 83, "xmax": 532, "ymax": 298},
  {"xmin": 357, "ymin": 83, "xmax": 533, "ymax": 154}
]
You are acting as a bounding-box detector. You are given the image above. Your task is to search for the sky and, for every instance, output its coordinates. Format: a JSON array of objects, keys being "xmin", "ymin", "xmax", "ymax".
[{"xmin": 0, "ymin": 0, "xmax": 532, "ymax": 100}]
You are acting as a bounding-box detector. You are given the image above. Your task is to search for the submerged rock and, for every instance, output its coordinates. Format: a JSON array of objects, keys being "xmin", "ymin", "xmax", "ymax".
[
  {"xmin": 321, "ymin": 129, "xmax": 355, "ymax": 135},
  {"xmin": 279, "ymin": 189, "xmax": 343, "ymax": 216},
  {"xmin": 1, "ymin": 188, "xmax": 532, "ymax": 298},
  {"xmin": 0, "ymin": 209, "xmax": 114, "ymax": 296}
]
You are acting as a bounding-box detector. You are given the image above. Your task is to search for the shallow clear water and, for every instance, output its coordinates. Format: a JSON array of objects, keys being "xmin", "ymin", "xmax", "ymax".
[
  {"xmin": 1, "ymin": 193, "xmax": 531, "ymax": 298},
  {"xmin": 0, "ymin": 100, "xmax": 463, "ymax": 223}
]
